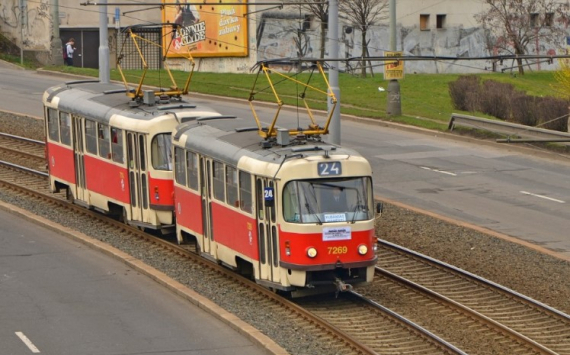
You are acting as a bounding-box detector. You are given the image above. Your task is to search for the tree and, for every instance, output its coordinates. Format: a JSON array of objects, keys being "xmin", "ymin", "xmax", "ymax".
[
  {"xmin": 475, "ymin": 0, "xmax": 568, "ymax": 75},
  {"xmin": 339, "ymin": 0, "xmax": 388, "ymax": 77},
  {"xmin": 302, "ymin": 0, "xmax": 329, "ymax": 59}
]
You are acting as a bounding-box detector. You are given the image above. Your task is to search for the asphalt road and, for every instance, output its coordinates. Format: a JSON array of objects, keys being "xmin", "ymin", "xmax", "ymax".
[
  {"xmin": 0, "ymin": 206, "xmax": 269, "ymax": 355},
  {"xmin": 1, "ymin": 61, "xmax": 570, "ymax": 259}
]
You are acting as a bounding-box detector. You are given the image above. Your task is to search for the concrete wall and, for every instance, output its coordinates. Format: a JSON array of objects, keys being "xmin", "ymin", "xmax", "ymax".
[{"xmin": 0, "ymin": 0, "xmax": 564, "ymax": 73}]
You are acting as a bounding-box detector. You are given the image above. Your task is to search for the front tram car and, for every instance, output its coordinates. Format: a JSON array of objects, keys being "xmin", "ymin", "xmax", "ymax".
[
  {"xmin": 43, "ymin": 81, "xmax": 221, "ymax": 231},
  {"xmin": 172, "ymin": 115, "xmax": 380, "ymax": 292}
]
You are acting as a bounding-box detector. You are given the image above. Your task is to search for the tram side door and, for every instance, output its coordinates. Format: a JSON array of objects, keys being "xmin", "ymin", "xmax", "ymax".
[
  {"xmin": 127, "ymin": 132, "xmax": 150, "ymax": 224},
  {"xmin": 255, "ymin": 178, "xmax": 280, "ymax": 284},
  {"xmin": 71, "ymin": 115, "xmax": 87, "ymax": 201},
  {"xmin": 199, "ymin": 157, "xmax": 213, "ymax": 256}
]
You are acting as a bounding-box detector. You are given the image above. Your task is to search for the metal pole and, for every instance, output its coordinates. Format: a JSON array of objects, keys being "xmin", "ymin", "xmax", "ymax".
[
  {"xmin": 51, "ymin": 0, "xmax": 63, "ymax": 66},
  {"xmin": 327, "ymin": 0, "xmax": 341, "ymax": 145},
  {"xmin": 387, "ymin": 0, "xmax": 401, "ymax": 116},
  {"xmin": 99, "ymin": 0, "xmax": 110, "ymax": 83},
  {"xmin": 20, "ymin": 0, "xmax": 24, "ymax": 66}
]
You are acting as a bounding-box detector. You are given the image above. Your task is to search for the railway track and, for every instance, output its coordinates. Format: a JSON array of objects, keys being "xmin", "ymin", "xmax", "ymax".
[
  {"xmin": 3, "ymin": 132, "xmax": 570, "ymax": 354},
  {"xmin": 0, "ymin": 132, "xmax": 46, "ymax": 172},
  {"xmin": 367, "ymin": 240, "xmax": 570, "ymax": 354}
]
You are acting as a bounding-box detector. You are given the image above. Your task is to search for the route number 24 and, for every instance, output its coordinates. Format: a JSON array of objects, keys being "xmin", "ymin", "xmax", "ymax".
[{"xmin": 318, "ymin": 162, "xmax": 342, "ymax": 176}]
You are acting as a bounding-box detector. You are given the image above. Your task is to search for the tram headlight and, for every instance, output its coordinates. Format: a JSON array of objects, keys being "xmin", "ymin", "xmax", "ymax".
[
  {"xmin": 307, "ymin": 247, "xmax": 317, "ymax": 258},
  {"xmin": 358, "ymin": 244, "xmax": 368, "ymax": 255},
  {"xmin": 285, "ymin": 241, "xmax": 291, "ymax": 256},
  {"xmin": 154, "ymin": 186, "xmax": 160, "ymax": 201}
]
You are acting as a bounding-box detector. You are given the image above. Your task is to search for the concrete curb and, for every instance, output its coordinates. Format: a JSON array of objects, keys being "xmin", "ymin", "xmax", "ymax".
[{"xmin": 0, "ymin": 200, "xmax": 290, "ymax": 355}]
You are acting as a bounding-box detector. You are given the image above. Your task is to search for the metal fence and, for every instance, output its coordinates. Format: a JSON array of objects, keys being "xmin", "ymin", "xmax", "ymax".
[{"xmin": 117, "ymin": 27, "xmax": 163, "ymax": 70}]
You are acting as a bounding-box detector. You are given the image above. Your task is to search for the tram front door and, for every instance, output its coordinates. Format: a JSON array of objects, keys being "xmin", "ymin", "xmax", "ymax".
[
  {"xmin": 255, "ymin": 177, "xmax": 280, "ymax": 285},
  {"xmin": 126, "ymin": 132, "xmax": 151, "ymax": 225}
]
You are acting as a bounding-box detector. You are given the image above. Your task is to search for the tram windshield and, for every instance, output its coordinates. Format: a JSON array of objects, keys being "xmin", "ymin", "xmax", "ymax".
[
  {"xmin": 152, "ymin": 133, "xmax": 173, "ymax": 171},
  {"xmin": 282, "ymin": 177, "xmax": 373, "ymax": 223}
]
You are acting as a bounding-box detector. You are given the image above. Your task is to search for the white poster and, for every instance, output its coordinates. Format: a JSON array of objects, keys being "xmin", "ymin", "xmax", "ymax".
[{"xmin": 322, "ymin": 227, "xmax": 352, "ymax": 241}]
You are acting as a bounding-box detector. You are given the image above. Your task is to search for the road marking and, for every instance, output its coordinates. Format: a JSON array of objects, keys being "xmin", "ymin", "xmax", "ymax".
[
  {"xmin": 420, "ymin": 166, "xmax": 457, "ymax": 176},
  {"xmin": 15, "ymin": 332, "xmax": 40, "ymax": 353},
  {"xmin": 520, "ymin": 191, "xmax": 565, "ymax": 204}
]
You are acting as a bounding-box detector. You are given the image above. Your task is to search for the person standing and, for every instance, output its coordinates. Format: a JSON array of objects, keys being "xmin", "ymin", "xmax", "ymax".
[{"xmin": 65, "ymin": 38, "xmax": 76, "ymax": 66}]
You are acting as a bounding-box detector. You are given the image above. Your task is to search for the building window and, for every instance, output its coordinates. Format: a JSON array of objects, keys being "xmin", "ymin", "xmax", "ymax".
[
  {"xmin": 420, "ymin": 14, "xmax": 430, "ymax": 30},
  {"xmin": 545, "ymin": 12, "xmax": 554, "ymax": 27},
  {"xmin": 436, "ymin": 14, "xmax": 446, "ymax": 29},
  {"xmin": 530, "ymin": 13, "xmax": 539, "ymax": 27}
]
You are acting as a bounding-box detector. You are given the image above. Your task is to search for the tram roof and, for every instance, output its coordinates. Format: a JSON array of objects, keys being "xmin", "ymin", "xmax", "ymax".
[
  {"xmin": 174, "ymin": 115, "xmax": 362, "ymax": 167},
  {"xmin": 44, "ymin": 81, "xmax": 217, "ymax": 123}
]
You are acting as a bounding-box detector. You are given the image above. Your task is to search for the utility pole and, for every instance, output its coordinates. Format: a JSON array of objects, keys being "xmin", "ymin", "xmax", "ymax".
[
  {"xmin": 51, "ymin": 0, "xmax": 63, "ymax": 66},
  {"xmin": 327, "ymin": 0, "xmax": 341, "ymax": 145},
  {"xmin": 386, "ymin": 0, "xmax": 401, "ymax": 116},
  {"xmin": 20, "ymin": 0, "xmax": 25, "ymax": 65},
  {"xmin": 99, "ymin": 0, "xmax": 110, "ymax": 83}
]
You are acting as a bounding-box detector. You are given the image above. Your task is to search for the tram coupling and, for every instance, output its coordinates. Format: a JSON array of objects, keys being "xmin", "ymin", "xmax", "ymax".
[{"xmin": 334, "ymin": 279, "xmax": 353, "ymax": 296}]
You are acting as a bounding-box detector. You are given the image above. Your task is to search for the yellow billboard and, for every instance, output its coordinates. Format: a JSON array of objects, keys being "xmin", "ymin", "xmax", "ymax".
[
  {"xmin": 162, "ymin": 0, "xmax": 248, "ymax": 57},
  {"xmin": 384, "ymin": 51, "xmax": 404, "ymax": 80}
]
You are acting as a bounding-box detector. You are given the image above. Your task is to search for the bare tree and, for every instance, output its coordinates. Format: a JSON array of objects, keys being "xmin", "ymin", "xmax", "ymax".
[
  {"xmin": 339, "ymin": 0, "xmax": 388, "ymax": 77},
  {"xmin": 475, "ymin": 0, "xmax": 568, "ymax": 75},
  {"xmin": 302, "ymin": 1, "xmax": 329, "ymax": 59}
]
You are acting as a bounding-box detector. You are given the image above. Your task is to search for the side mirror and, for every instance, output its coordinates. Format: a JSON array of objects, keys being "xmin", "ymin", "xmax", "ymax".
[{"xmin": 376, "ymin": 202, "xmax": 383, "ymax": 214}]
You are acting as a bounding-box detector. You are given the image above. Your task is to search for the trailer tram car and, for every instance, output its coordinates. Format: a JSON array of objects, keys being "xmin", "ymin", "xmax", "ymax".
[
  {"xmin": 172, "ymin": 116, "xmax": 380, "ymax": 292},
  {"xmin": 43, "ymin": 80, "xmax": 221, "ymax": 231}
]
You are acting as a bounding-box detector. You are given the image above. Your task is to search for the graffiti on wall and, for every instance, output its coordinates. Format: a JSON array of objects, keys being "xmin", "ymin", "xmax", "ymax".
[{"xmin": 0, "ymin": 0, "xmax": 51, "ymax": 50}]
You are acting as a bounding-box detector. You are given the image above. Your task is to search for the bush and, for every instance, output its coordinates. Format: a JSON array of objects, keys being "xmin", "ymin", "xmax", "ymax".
[
  {"xmin": 479, "ymin": 80, "xmax": 515, "ymax": 120},
  {"xmin": 510, "ymin": 94, "xmax": 539, "ymax": 126},
  {"xmin": 450, "ymin": 75, "xmax": 570, "ymax": 132},
  {"xmin": 449, "ymin": 75, "xmax": 481, "ymax": 112},
  {"xmin": 536, "ymin": 97, "xmax": 569, "ymax": 132}
]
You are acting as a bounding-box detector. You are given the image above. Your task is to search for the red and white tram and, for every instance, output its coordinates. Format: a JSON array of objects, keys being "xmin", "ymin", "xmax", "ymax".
[
  {"xmin": 43, "ymin": 80, "xmax": 221, "ymax": 231},
  {"xmin": 172, "ymin": 116, "xmax": 381, "ymax": 291}
]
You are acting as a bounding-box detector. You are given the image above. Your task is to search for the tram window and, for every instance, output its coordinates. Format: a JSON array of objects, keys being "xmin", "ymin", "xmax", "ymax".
[
  {"xmin": 282, "ymin": 182, "xmax": 301, "ymax": 222},
  {"xmin": 226, "ymin": 166, "xmax": 238, "ymax": 207},
  {"xmin": 141, "ymin": 174, "xmax": 148, "ymax": 209},
  {"xmin": 186, "ymin": 152, "xmax": 199, "ymax": 190},
  {"xmin": 269, "ymin": 181, "xmax": 276, "ymax": 222},
  {"xmin": 272, "ymin": 226, "xmax": 278, "ymax": 267},
  {"xmin": 174, "ymin": 147, "xmax": 186, "ymax": 184},
  {"xmin": 85, "ymin": 120, "xmax": 97, "ymax": 154},
  {"xmin": 239, "ymin": 171, "xmax": 252, "ymax": 213},
  {"xmin": 98, "ymin": 123, "xmax": 111, "ymax": 159},
  {"xmin": 47, "ymin": 108, "xmax": 59, "ymax": 142},
  {"xmin": 212, "ymin": 161, "xmax": 225, "ymax": 201},
  {"xmin": 258, "ymin": 223, "xmax": 266, "ymax": 264},
  {"xmin": 139, "ymin": 135, "xmax": 146, "ymax": 171},
  {"xmin": 151, "ymin": 133, "xmax": 172, "ymax": 171},
  {"xmin": 110, "ymin": 127, "xmax": 124, "ymax": 163},
  {"xmin": 256, "ymin": 179, "xmax": 264, "ymax": 220},
  {"xmin": 59, "ymin": 112, "xmax": 71, "ymax": 146}
]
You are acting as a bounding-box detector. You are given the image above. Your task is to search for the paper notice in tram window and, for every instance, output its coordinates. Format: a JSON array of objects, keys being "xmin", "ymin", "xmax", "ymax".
[
  {"xmin": 324, "ymin": 213, "xmax": 346, "ymax": 223},
  {"xmin": 323, "ymin": 227, "xmax": 352, "ymax": 241}
]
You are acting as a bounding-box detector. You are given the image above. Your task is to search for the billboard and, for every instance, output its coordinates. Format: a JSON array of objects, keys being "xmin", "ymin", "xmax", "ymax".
[
  {"xmin": 161, "ymin": 0, "xmax": 248, "ymax": 57},
  {"xmin": 384, "ymin": 51, "xmax": 404, "ymax": 80}
]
